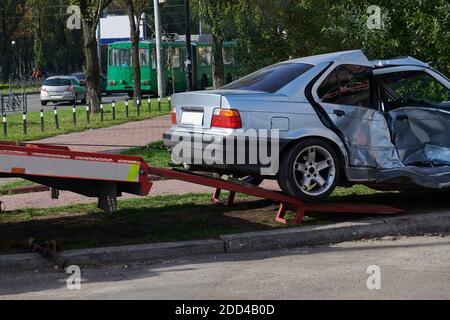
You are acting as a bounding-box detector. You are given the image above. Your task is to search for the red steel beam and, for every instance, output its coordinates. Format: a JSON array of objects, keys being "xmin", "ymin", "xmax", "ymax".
[{"xmin": 147, "ymin": 167, "xmax": 404, "ymax": 225}]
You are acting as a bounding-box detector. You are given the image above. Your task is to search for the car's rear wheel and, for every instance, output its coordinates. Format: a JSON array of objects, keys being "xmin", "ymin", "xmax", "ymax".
[
  {"xmin": 41, "ymin": 101, "xmax": 47, "ymax": 106},
  {"xmin": 277, "ymin": 138, "xmax": 340, "ymax": 202}
]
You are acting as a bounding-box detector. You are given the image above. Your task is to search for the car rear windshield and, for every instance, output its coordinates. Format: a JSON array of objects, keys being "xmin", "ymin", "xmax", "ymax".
[
  {"xmin": 44, "ymin": 78, "xmax": 71, "ymax": 86},
  {"xmin": 222, "ymin": 62, "xmax": 314, "ymax": 93}
]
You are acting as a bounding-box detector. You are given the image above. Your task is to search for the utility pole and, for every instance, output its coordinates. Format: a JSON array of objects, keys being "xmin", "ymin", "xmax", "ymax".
[
  {"xmin": 98, "ymin": 10, "xmax": 107, "ymax": 75},
  {"xmin": 97, "ymin": 23, "xmax": 102, "ymax": 74},
  {"xmin": 198, "ymin": 0, "xmax": 203, "ymax": 35},
  {"xmin": 184, "ymin": 0, "xmax": 193, "ymax": 91},
  {"xmin": 154, "ymin": 0, "xmax": 165, "ymax": 98}
]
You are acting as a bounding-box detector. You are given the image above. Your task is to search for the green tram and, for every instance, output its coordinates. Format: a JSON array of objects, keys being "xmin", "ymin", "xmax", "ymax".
[{"xmin": 107, "ymin": 40, "xmax": 237, "ymax": 96}]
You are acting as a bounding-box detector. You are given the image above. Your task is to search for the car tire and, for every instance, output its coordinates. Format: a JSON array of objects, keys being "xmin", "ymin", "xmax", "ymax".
[
  {"xmin": 277, "ymin": 138, "xmax": 340, "ymax": 202},
  {"xmin": 71, "ymin": 94, "xmax": 77, "ymax": 105},
  {"xmin": 41, "ymin": 101, "xmax": 47, "ymax": 106}
]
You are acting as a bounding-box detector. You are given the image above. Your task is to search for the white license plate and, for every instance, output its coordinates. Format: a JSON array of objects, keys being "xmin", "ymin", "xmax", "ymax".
[{"xmin": 181, "ymin": 111, "xmax": 204, "ymax": 126}]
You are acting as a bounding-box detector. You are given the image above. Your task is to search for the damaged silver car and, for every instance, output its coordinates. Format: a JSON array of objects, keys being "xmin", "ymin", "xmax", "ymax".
[{"xmin": 164, "ymin": 50, "xmax": 450, "ymax": 202}]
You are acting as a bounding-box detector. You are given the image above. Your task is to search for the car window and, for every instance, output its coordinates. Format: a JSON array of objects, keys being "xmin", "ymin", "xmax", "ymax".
[
  {"xmin": 139, "ymin": 48, "xmax": 150, "ymax": 67},
  {"xmin": 109, "ymin": 48, "xmax": 131, "ymax": 67},
  {"xmin": 317, "ymin": 69, "xmax": 340, "ymax": 104},
  {"xmin": 379, "ymin": 71, "xmax": 450, "ymax": 108},
  {"xmin": 222, "ymin": 63, "xmax": 314, "ymax": 93},
  {"xmin": 198, "ymin": 47, "xmax": 212, "ymax": 66},
  {"xmin": 318, "ymin": 64, "xmax": 375, "ymax": 108},
  {"xmin": 44, "ymin": 78, "xmax": 71, "ymax": 86}
]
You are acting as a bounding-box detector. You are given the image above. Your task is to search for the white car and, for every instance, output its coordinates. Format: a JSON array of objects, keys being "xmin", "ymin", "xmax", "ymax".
[{"xmin": 40, "ymin": 76, "xmax": 86, "ymax": 106}]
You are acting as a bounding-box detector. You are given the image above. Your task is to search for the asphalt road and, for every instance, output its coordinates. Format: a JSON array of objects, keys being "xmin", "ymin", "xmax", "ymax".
[
  {"xmin": 0, "ymin": 235, "xmax": 449, "ymax": 300},
  {"xmin": 25, "ymin": 93, "xmax": 129, "ymax": 113}
]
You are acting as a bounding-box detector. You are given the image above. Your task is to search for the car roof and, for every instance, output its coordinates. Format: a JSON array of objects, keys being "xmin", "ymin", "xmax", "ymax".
[
  {"xmin": 45, "ymin": 76, "xmax": 76, "ymax": 80},
  {"xmin": 288, "ymin": 50, "xmax": 429, "ymax": 68},
  {"xmin": 290, "ymin": 50, "xmax": 373, "ymax": 67},
  {"xmin": 371, "ymin": 56, "xmax": 429, "ymax": 68}
]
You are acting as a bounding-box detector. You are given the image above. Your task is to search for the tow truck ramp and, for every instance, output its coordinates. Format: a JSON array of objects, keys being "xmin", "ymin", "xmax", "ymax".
[{"xmin": 0, "ymin": 141, "xmax": 403, "ymax": 224}]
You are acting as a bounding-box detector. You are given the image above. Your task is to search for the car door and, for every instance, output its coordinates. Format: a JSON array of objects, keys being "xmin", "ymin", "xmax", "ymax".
[
  {"xmin": 313, "ymin": 64, "xmax": 402, "ymax": 169},
  {"xmin": 373, "ymin": 66, "xmax": 450, "ymax": 166},
  {"xmin": 72, "ymin": 78, "xmax": 85, "ymax": 98}
]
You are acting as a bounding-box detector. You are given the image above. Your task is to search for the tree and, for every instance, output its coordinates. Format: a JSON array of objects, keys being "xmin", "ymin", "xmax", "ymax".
[
  {"xmin": 192, "ymin": 0, "xmax": 239, "ymax": 88},
  {"xmin": 0, "ymin": 1, "xmax": 27, "ymax": 82},
  {"xmin": 121, "ymin": 0, "xmax": 147, "ymax": 104},
  {"xmin": 325, "ymin": 0, "xmax": 450, "ymax": 75},
  {"xmin": 71, "ymin": 0, "xmax": 112, "ymax": 112},
  {"xmin": 27, "ymin": 0, "xmax": 45, "ymax": 71}
]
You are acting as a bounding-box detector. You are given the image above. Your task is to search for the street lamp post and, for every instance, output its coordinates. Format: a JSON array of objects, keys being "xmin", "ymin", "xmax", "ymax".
[
  {"xmin": 153, "ymin": 0, "xmax": 165, "ymax": 98},
  {"xmin": 11, "ymin": 41, "xmax": 16, "ymax": 77},
  {"xmin": 10, "ymin": 41, "xmax": 16, "ymax": 92}
]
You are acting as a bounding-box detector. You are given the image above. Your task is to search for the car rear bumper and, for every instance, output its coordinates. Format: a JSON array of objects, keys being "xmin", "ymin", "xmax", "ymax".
[
  {"xmin": 40, "ymin": 92, "xmax": 74, "ymax": 102},
  {"xmin": 163, "ymin": 130, "xmax": 289, "ymax": 176}
]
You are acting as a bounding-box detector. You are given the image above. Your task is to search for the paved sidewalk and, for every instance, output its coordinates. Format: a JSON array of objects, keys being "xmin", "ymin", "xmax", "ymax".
[
  {"xmin": 2, "ymin": 115, "xmax": 280, "ymax": 211},
  {"xmin": 0, "ymin": 180, "xmax": 213, "ymax": 211},
  {"xmin": 34, "ymin": 115, "xmax": 171, "ymax": 153}
]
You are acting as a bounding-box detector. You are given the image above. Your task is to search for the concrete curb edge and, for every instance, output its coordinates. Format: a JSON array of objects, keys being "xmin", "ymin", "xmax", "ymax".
[{"xmin": 1, "ymin": 211, "xmax": 449, "ymax": 273}]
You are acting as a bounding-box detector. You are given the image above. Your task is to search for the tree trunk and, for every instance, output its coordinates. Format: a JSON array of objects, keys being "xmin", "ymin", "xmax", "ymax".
[
  {"xmin": 128, "ymin": 12, "xmax": 141, "ymax": 105},
  {"xmin": 82, "ymin": 19, "xmax": 101, "ymax": 113},
  {"xmin": 33, "ymin": 3, "xmax": 43, "ymax": 70},
  {"xmin": 0, "ymin": 16, "xmax": 10, "ymax": 82},
  {"xmin": 212, "ymin": 34, "xmax": 225, "ymax": 89}
]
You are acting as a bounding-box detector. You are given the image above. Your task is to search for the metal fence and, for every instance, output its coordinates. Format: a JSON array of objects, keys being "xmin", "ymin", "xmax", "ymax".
[{"xmin": 0, "ymin": 93, "xmax": 28, "ymax": 114}]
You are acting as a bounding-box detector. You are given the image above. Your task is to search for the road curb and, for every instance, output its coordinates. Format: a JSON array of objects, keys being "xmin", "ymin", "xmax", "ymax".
[
  {"xmin": 64, "ymin": 239, "xmax": 224, "ymax": 267},
  {"xmin": 0, "ymin": 240, "xmax": 224, "ymax": 273},
  {"xmin": 1, "ymin": 211, "xmax": 449, "ymax": 273},
  {"xmin": 220, "ymin": 211, "xmax": 450, "ymax": 253}
]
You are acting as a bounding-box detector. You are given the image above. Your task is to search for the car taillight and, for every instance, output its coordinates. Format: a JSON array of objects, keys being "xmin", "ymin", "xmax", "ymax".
[
  {"xmin": 66, "ymin": 86, "xmax": 74, "ymax": 92},
  {"xmin": 41, "ymin": 87, "xmax": 47, "ymax": 92},
  {"xmin": 109, "ymin": 81, "xmax": 116, "ymax": 86},
  {"xmin": 171, "ymin": 107, "xmax": 177, "ymax": 124},
  {"xmin": 211, "ymin": 109, "xmax": 242, "ymax": 129}
]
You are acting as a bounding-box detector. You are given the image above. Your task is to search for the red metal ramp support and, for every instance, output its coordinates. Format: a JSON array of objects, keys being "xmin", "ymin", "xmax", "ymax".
[
  {"xmin": 147, "ymin": 167, "xmax": 404, "ymax": 225},
  {"xmin": 0, "ymin": 142, "xmax": 152, "ymax": 213}
]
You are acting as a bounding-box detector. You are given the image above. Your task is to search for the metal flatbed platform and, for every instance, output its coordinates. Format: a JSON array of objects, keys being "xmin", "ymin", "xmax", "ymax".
[{"xmin": 0, "ymin": 141, "xmax": 151, "ymax": 212}]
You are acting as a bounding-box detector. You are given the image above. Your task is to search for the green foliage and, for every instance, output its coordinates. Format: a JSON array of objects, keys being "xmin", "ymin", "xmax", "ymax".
[
  {"xmin": 3, "ymin": 0, "xmax": 450, "ymax": 86},
  {"xmin": 28, "ymin": 0, "xmax": 85, "ymax": 73},
  {"xmin": 0, "ymin": 0, "xmax": 27, "ymax": 81},
  {"xmin": 208, "ymin": 0, "xmax": 450, "ymax": 77},
  {"xmin": 325, "ymin": 0, "xmax": 450, "ymax": 76},
  {"xmin": 70, "ymin": 0, "xmax": 111, "ymax": 23}
]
